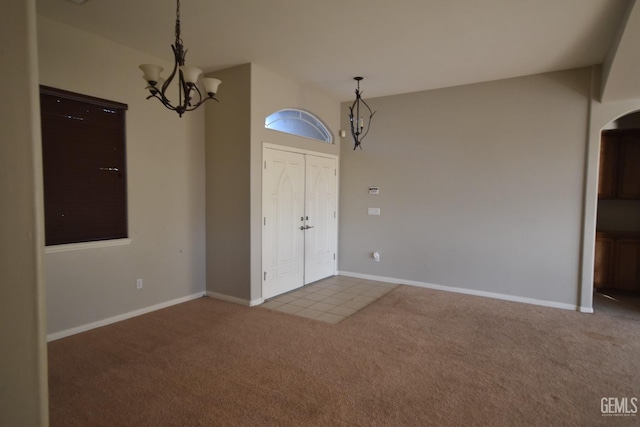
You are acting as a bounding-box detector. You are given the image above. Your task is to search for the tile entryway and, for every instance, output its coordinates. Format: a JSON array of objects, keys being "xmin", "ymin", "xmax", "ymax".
[{"xmin": 260, "ymin": 275, "xmax": 399, "ymax": 324}]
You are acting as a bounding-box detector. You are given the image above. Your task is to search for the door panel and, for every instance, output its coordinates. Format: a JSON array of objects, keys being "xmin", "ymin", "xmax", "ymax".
[
  {"xmin": 262, "ymin": 149, "xmax": 305, "ymax": 299},
  {"xmin": 262, "ymin": 146, "xmax": 338, "ymax": 299},
  {"xmin": 304, "ymin": 155, "xmax": 337, "ymax": 284}
]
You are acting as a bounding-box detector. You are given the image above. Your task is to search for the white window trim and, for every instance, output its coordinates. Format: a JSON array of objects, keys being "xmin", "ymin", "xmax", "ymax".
[{"xmin": 45, "ymin": 238, "xmax": 132, "ymax": 254}]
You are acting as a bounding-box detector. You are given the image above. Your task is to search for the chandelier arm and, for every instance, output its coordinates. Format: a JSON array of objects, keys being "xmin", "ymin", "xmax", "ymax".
[
  {"xmin": 349, "ymin": 95, "xmax": 376, "ymax": 149},
  {"xmin": 348, "ymin": 104, "xmax": 361, "ymax": 150},
  {"xmin": 186, "ymin": 84, "xmax": 203, "ymax": 110},
  {"xmin": 355, "ymin": 89, "xmax": 361, "ymax": 131},
  {"xmin": 145, "ymin": 92, "xmax": 180, "ymax": 112},
  {"xmin": 187, "ymin": 95, "xmax": 220, "ymax": 112},
  {"xmin": 356, "ymin": 98, "xmax": 376, "ymax": 141},
  {"xmin": 178, "ymin": 74, "xmax": 186, "ymax": 112},
  {"xmin": 349, "ymin": 99, "xmax": 359, "ymax": 128},
  {"xmin": 156, "ymin": 44, "xmax": 182, "ymax": 108},
  {"xmin": 361, "ymin": 111, "xmax": 376, "ymax": 140}
]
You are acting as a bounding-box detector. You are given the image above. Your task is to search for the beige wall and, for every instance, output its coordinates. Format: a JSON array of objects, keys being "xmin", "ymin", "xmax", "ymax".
[
  {"xmin": 38, "ymin": 17, "xmax": 206, "ymax": 335},
  {"xmin": 603, "ymin": 110, "xmax": 640, "ymax": 129},
  {"xmin": 204, "ymin": 64, "xmax": 252, "ymax": 300},
  {"xmin": 0, "ymin": 1, "xmax": 48, "ymax": 425},
  {"xmin": 205, "ymin": 63, "xmax": 340, "ymax": 302},
  {"xmin": 340, "ymin": 68, "xmax": 592, "ymax": 308}
]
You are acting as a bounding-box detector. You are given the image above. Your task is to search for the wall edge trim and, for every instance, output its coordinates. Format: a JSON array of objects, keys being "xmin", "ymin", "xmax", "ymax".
[
  {"xmin": 46, "ymin": 291, "xmax": 205, "ymax": 341},
  {"xmin": 206, "ymin": 291, "xmax": 263, "ymax": 307},
  {"xmin": 338, "ymin": 271, "xmax": 584, "ymax": 312}
]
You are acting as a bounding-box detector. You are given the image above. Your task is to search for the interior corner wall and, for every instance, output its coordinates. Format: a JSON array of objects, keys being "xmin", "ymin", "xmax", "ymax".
[
  {"xmin": 339, "ymin": 67, "xmax": 592, "ymax": 307},
  {"xmin": 0, "ymin": 1, "xmax": 48, "ymax": 425},
  {"xmin": 204, "ymin": 64, "xmax": 252, "ymax": 300},
  {"xmin": 250, "ymin": 64, "xmax": 341, "ymax": 300},
  {"xmin": 37, "ymin": 16, "xmax": 206, "ymax": 336}
]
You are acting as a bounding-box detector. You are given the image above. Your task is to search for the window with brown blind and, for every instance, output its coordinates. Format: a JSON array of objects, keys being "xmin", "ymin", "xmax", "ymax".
[{"xmin": 40, "ymin": 86, "xmax": 128, "ymax": 246}]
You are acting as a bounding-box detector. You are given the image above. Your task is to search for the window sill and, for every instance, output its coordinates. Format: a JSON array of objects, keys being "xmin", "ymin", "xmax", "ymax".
[{"xmin": 45, "ymin": 238, "xmax": 132, "ymax": 254}]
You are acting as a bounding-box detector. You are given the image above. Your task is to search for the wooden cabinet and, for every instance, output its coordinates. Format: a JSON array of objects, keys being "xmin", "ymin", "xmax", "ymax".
[
  {"xmin": 618, "ymin": 135, "xmax": 640, "ymax": 198},
  {"xmin": 612, "ymin": 239, "xmax": 640, "ymax": 290},
  {"xmin": 594, "ymin": 236, "xmax": 614, "ymax": 288},
  {"xmin": 598, "ymin": 132, "xmax": 619, "ymax": 198},
  {"xmin": 599, "ymin": 129, "xmax": 640, "ymax": 199},
  {"xmin": 594, "ymin": 232, "xmax": 640, "ymax": 291},
  {"xmin": 596, "ymin": 130, "xmax": 640, "ymax": 292}
]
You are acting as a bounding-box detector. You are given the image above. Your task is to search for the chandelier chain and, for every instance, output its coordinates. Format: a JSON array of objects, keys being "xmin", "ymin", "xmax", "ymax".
[{"xmin": 175, "ymin": 0, "xmax": 182, "ymax": 46}]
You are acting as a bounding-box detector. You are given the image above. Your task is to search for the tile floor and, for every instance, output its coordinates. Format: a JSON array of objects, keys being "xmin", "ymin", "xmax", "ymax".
[{"xmin": 260, "ymin": 275, "xmax": 399, "ymax": 324}]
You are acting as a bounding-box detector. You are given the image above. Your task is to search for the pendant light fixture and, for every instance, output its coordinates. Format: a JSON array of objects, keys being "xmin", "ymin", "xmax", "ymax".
[
  {"xmin": 139, "ymin": 0, "xmax": 221, "ymax": 117},
  {"xmin": 349, "ymin": 77, "xmax": 376, "ymax": 150}
]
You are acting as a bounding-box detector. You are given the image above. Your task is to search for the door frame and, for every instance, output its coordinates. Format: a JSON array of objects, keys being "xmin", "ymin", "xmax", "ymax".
[{"xmin": 261, "ymin": 142, "xmax": 339, "ymax": 299}]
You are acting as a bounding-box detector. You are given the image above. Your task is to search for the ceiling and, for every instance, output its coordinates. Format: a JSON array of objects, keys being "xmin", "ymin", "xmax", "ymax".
[{"xmin": 36, "ymin": 0, "xmax": 632, "ymax": 101}]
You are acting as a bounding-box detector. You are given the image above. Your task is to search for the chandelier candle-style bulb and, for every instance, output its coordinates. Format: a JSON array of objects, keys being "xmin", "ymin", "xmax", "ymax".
[
  {"xmin": 179, "ymin": 66, "xmax": 202, "ymax": 86},
  {"xmin": 140, "ymin": 64, "xmax": 164, "ymax": 86},
  {"xmin": 349, "ymin": 77, "xmax": 376, "ymax": 150},
  {"xmin": 202, "ymin": 78, "xmax": 222, "ymax": 96},
  {"xmin": 139, "ymin": 0, "xmax": 221, "ymax": 117}
]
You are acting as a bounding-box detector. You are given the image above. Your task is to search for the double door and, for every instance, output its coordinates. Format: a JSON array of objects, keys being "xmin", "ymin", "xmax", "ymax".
[{"xmin": 262, "ymin": 147, "xmax": 337, "ymax": 299}]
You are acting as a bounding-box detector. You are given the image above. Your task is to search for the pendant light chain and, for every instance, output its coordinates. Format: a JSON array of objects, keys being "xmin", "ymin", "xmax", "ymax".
[
  {"xmin": 174, "ymin": 0, "xmax": 184, "ymax": 64},
  {"xmin": 175, "ymin": 0, "xmax": 182, "ymax": 44}
]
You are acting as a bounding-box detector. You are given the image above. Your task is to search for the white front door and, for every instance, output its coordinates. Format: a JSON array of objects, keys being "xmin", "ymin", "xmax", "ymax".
[
  {"xmin": 304, "ymin": 155, "xmax": 337, "ymax": 284},
  {"xmin": 262, "ymin": 149, "xmax": 305, "ymax": 299},
  {"xmin": 262, "ymin": 146, "xmax": 338, "ymax": 299}
]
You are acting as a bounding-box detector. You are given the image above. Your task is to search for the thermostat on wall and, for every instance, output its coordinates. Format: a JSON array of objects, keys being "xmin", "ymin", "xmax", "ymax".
[{"xmin": 369, "ymin": 186, "xmax": 379, "ymax": 195}]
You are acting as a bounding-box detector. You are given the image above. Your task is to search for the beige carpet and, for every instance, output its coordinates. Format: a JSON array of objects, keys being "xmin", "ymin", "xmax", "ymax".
[{"xmin": 48, "ymin": 285, "xmax": 640, "ymax": 426}]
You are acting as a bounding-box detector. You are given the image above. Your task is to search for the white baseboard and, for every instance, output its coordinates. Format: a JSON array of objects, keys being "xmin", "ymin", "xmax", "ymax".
[
  {"xmin": 338, "ymin": 271, "xmax": 589, "ymax": 312},
  {"xmin": 206, "ymin": 291, "xmax": 264, "ymax": 307},
  {"xmin": 47, "ymin": 291, "xmax": 206, "ymax": 342}
]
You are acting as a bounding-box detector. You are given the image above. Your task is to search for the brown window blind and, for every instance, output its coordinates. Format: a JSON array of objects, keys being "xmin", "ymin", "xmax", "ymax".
[{"xmin": 40, "ymin": 86, "xmax": 128, "ymax": 246}]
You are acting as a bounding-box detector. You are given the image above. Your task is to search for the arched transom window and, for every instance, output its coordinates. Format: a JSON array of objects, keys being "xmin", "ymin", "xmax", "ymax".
[{"xmin": 265, "ymin": 109, "xmax": 333, "ymax": 143}]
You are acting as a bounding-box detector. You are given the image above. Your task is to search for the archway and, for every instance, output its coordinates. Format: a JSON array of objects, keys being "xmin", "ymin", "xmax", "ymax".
[{"xmin": 592, "ymin": 110, "xmax": 640, "ymax": 313}]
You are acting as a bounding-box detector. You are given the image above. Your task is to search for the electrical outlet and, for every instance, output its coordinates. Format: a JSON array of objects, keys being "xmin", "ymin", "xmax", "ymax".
[{"xmin": 136, "ymin": 278, "xmax": 143, "ymax": 290}]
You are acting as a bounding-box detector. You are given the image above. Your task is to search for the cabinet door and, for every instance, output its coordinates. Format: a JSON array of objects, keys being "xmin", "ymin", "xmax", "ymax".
[
  {"xmin": 618, "ymin": 135, "xmax": 640, "ymax": 199},
  {"xmin": 613, "ymin": 239, "xmax": 640, "ymax": 291},
  {"xmin": 598, "ymin": 133, "xmax": 618, "ymax": 199},
  {"xmin": 594, "ymin": 237, "xmax": 613, "ymax": 288}
]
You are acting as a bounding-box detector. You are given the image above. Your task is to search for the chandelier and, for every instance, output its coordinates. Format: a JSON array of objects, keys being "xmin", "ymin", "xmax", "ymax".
[
  {"xmin": 349, "ymin": 77, "xmax": 376, "ymax": 150},
  {"xmin": 139, "ymin": 0, "xmax": 221, "ymax": 117}
]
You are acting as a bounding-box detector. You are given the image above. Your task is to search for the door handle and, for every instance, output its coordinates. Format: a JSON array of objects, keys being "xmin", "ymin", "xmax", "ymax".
[
  {"xmin": 305, "ymin": 225, "xmax": 315, "ymax": 229},
  {"xmin": 300, "ymin": 226, "xmax": 306, "ymax": 231}
]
